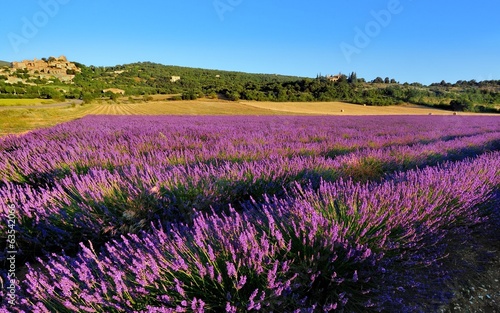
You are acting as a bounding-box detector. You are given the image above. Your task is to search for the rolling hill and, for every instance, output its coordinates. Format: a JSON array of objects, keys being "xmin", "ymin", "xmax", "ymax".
[{"xmin": 0, "ymin": 57, "xmax": 499, "ymax": 113}]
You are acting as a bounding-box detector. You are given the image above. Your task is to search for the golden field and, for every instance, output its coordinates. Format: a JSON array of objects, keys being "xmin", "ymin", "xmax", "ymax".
[{"xmin": 0, "ymin": 98, "xmax": 485, "ymax": 136}]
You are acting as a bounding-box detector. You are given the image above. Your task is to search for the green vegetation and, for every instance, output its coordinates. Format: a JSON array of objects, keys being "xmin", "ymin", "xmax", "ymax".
[
  {"xmin": 0, "ymin": 59, "xmax": 499, "ymax": 113},
  {"xmin": 0, "ymin": 99, "xmax": 56, "ymax": 106}
]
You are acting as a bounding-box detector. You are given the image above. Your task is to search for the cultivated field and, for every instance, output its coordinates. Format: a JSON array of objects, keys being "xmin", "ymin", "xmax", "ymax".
[
  {"xmin": 0, "ymin": 99, "xmax": 474, "ymax": 137},
  {"xmin": 240, "ymin": 100, "xmax": 458, "ymax": 115},
  {"xmin": 1, "ymin": 115, "xmax": 499, "ymax": 312}
]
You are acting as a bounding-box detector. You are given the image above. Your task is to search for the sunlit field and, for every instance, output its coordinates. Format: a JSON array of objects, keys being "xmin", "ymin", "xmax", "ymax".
[
  {"xmin": 0, "ymin": 99, "xmax": 471, "ymax": 136},
  {"xmin": 0, "ymin": 100, "xmax": 288, "ymax": 136},
  {"xmin": 1, "ymin": 115, "xmax": 499, "ymax": 312},
  {"xmin": 0, "ymin": 99, "xmax": 56, "ymax": 107}
]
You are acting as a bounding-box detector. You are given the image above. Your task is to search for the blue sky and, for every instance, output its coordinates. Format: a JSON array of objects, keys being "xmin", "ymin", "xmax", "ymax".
[{"xmin": 1, "ymin": 0, "xmax": 499, "ymax": 85}]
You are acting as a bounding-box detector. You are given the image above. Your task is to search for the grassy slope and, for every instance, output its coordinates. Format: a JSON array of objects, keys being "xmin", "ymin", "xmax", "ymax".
[
  {"xmin": 0, "ymin": 99, "xmax": 57, "ymax": 107},
  {"xmin": 0, "ymin": 104, "xmax": 95, "ymax": 136},
  {"xmin": 0, "ymin": 60, "xmax": 10, "ymax": 67}
]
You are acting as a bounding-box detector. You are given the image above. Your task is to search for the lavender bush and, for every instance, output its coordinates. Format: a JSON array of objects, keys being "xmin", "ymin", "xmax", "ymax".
[
  {"xmin": 1, "ymin": 115, "xmax": 499, "ymax": 312},
  {"xmin": 6, "ymin": 152, "xmax": 499, "ymax": 312}
]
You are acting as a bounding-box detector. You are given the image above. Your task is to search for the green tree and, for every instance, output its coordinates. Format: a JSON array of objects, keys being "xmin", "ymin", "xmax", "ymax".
[
  {"xmin": 39, "ymin": 87, "xmax": 64, "ymax": 101},
  {"xmin": 110, "ymin": 92, "xmax": 119, "ymax": 102},
  {"xmin": 450, "ymin": 99, "xmax": 475, "ymax": 112},
  {"xmin": 347, "ymin": 72, "xmax": 358, "ymax": 85},
  {"xmin": 82, "ymin": 93, "xmax": 95, "ymax": 104},
  {"xmin": 227, "ymin": 91, "xmax": 241, "ymax": 101}
]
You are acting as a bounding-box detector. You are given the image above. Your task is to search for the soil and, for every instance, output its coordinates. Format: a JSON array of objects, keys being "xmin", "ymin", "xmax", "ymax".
[{"xmin": 438, "ymin": 211, "xmax": 500, "ymax": 313}]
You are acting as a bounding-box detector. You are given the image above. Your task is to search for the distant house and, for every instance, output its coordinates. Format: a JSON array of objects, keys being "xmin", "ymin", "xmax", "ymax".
[
  {"xmin": 102, "ymin": 88, "xmax": 125, "ymax": 95},
  {"xmin": 326, "ymin": 74, "xmax": 342, "ymax": 82},
  {"xmin": 170, "ymin": 76, "xmax": 181, "ymax": 82}
]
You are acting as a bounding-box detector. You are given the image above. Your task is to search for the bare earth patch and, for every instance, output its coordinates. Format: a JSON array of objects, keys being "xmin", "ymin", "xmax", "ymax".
[{"xmin": 439, "ymin": 217, "xmax": 500, "ymax": 313}]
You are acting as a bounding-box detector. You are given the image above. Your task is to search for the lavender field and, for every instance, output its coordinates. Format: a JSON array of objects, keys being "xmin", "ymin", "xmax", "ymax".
[{"xmin": 1, "ymin": 115, "xmax": 500, "ymax": 312}]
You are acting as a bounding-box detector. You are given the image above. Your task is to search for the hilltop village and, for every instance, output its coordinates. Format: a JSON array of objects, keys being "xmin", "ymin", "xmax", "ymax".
[{"xmin": 2, "ymin": 56, "xmax": 80, "ymax": 85}]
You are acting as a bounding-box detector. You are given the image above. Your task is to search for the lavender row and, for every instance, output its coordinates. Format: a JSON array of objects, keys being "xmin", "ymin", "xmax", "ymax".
[
  {"xmin": 1, "ymin": 116, "xmax": 499, "ymax": 186},
  {"xmin": 5, "ymin": 152, "xmax": 500, "ymax": 312},
  {"xmin": 2, "ymin": 127, "xmax": 500, "ymax": 263}
]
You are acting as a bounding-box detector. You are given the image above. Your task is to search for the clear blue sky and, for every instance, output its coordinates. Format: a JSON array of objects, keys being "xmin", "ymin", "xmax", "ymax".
[{"xmin": 1, "ymin": 0, "xmax": 499, "ymax": 85}]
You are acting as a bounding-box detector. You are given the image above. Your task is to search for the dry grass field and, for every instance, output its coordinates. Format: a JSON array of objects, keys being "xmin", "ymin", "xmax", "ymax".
[
  {"xmin": 0, "ymin": 99, "xmax": 290, "ymax": 136},
  {"xmin": 240, "ymin": 100, "xmax": 457, "ymax": 115},
  {"xmin": 0, "ymin": 98, "xmax": 487, "ymax": 136}
]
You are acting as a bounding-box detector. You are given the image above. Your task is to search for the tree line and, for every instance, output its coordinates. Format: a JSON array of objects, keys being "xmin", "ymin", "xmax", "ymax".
[{"xmin": 0, "ymin": 62, "xmax": 499, "ymax": 113}]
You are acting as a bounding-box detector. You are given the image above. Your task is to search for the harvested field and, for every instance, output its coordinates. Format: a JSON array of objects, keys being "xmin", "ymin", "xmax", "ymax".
[
  {"xmin": 240, "ymin": 100, "xmax": 477, "ymax": 115},
  {"xmin": 0, "ymin": 98, "xmax": 492, "ymax": 137}
]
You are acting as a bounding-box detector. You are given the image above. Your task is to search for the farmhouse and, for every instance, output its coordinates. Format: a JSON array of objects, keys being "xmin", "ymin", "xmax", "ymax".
[
  {"xmin": 326, "ymin": 74, "xmax": 342, "ymax": 82},
  {"xmin": 102, "ymin": 88, "xmax": 126, "ymax": 95},
  {"xmin": 170, "ymin": 76, "xmax": 181, "ymax": 82}
]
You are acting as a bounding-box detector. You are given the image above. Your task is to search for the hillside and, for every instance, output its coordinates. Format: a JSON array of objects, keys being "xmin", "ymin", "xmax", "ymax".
[
  {"xmin": 73, "ymin": 62, "xmax": 303, "ymax": 98},
  {"xmin": 69, "ymin": 62, "xmax": 500, "ymax": 112},
  {"xmin": 0, "ymin": 60, "xmax": 10, "ymax": 67},
  {"xmin": 0, "ymin": 58, "xmax": 499, "ymax": 113}
]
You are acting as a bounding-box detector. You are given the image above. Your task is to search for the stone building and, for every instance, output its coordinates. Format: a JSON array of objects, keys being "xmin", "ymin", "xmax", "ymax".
[
  {"xmin": 11, "ymin": 55, "xmax": 80, "ymax": 81},
  {"xmin": 102, "ymin": 88, "xmax": 126, "ymax": 95},
  {"xmin": 326, "ymin": 74, "xmax": 342, "ymax": 82}
]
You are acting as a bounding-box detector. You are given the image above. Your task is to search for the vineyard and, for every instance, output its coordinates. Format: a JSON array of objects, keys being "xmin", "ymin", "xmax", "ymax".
[{"xmin": 1, "ymin": 115, "xmax": 500, "ymax": 312}]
